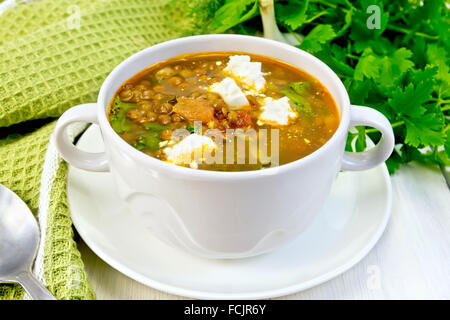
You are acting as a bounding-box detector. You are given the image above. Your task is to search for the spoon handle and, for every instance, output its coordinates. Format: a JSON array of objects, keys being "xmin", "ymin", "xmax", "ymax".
[{"xmin": 16, "ymin": 271, "xmax": 56, "ymax": 300}]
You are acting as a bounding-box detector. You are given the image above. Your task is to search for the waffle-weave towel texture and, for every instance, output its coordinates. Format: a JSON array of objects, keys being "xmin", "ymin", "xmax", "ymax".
[{"xmin": 0, "ymin": 0, "xmax": 178, "ymax": 300}]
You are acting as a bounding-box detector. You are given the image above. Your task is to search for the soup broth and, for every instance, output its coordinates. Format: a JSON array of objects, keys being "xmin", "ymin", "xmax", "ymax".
[{"xmin": 108, "ymin": 52, "xmax": 339, "ymax": 171}]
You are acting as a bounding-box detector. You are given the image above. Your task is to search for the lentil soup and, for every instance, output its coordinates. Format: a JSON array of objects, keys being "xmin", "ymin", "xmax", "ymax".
[{"xmin": 108, "ymin": 52, "xmax": 339, "ymax": 171}]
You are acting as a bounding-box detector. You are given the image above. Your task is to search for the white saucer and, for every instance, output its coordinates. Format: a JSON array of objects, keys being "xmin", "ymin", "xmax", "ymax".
[{"xmin": 68, "ymin": 125, "xmax": 392, "ymax": 299}]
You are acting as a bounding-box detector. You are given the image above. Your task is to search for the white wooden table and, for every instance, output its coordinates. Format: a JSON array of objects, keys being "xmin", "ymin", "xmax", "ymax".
[{"xmin": 78, "ymin": 162, "xmax": 450, "ymax": 299}]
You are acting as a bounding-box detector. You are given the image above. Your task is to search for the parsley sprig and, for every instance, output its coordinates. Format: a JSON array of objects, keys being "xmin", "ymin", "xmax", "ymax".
[{"xmin": 168, "ymin": 0, "xmax": 450, "ymax": 173}]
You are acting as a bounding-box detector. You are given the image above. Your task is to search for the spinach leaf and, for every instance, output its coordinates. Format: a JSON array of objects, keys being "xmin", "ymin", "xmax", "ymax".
[
  {"xmin": 144, "ymin": 122, "xmax": 169, "ymax": 132},
  {"xmin": 110, "ymin": 97, "xmax": 135, "ymax": 134},
  {"xmin": 133, "ymin": 133, "xmax": 161, "ymax": 151}
]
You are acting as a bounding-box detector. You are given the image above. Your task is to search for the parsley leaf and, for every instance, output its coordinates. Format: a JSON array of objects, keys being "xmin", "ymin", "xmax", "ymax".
[
  {"xmin": 300, "ymin": 24, "xmax": 336, "ymax": 53},
  {"xmin": 403, "ymin": 113, "xmax": 445, "ymax": 148},
  {"xmin": 276, "ymin": 0, "xmax": 309, "ymax": 30},
  {"xmin": 444, "ymin": 129, "xmax": 450, "ymax": 159},
  {"xmin": 426, "ymin": 43, "xmax": 450, "ymax": 97},
  {"xmin": 354, "ymin": 47, "xmax": 414, "ymax": 91},
  {"xmin": 388, "ymin": 82, "xmax": 431, "ymax": 119},
  {"xmin": 209, "ymin": 0, "xmax": 259, "ymax": 33},
  {"xmin": 354, "ymin": 48, "xmax": 379, "ymax": 81}
]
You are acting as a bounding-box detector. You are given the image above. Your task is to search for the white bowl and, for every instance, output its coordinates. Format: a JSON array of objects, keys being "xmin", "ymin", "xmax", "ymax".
[{"xmin": 54, "ymin": 35, "xmax": 394, "ymax": 259}]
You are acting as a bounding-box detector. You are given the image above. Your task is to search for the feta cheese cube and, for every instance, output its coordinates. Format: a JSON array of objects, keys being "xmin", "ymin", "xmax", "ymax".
[
  {"xmin": 163, "ymin": 134, "xmax": 216, "ymax": 166},
  {"xmin": 224, "ymin": 55, "xmax": 266, "ymax": 92},
  {"xmin": 258, "ymin": 97, "xmax": 297, "ymax": 125},
  {"xmin": 208, "ymin": 77, "xmax": 249, "ymax": 109}
]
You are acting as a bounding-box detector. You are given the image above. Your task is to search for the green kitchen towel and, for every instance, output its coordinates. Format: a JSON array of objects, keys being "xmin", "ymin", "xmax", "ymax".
[{"xmin": 0, "ymin": 0, "xmax": 178, "ymax": 300}]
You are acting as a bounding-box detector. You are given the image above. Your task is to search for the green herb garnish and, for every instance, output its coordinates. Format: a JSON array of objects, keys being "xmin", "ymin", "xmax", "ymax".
[
  {"xmin": 110, "ymin": 97, "xmax": 135, "ymax": 134},
  {"xmin": 187, "ymin": 123, "xmax": 195, "ymax": 133},
  {"xmin": 144, "ymin": 122, "xmax": 169, "ymax": 132},
  {"xmin": 281, "ymin": 82, "xmax": 312, "ymax": 115},
  {"xmin": 133, "ymin": 133, "xmax": 161, "ymax": 151}
]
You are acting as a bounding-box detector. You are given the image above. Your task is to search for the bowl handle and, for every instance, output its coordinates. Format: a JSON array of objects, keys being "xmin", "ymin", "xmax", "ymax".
[
  {"xmin": 341, "ymin": 105, "xmax": 394, "ymax": 171},
  {"xmin": 53, "ymin": 103, "xmax": 109, "ymax": 172}
]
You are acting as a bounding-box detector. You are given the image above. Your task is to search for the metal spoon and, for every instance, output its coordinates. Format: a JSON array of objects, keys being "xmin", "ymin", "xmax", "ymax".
[{"xmin": 0, "ymin": 184, "xmax": 56, "ymax": 300}]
